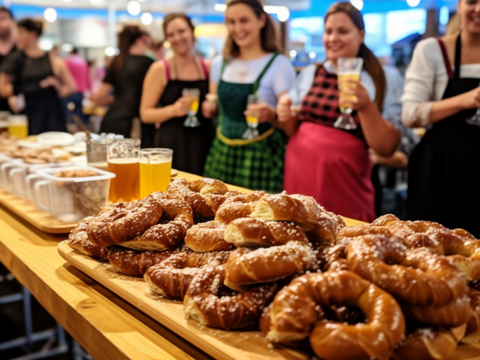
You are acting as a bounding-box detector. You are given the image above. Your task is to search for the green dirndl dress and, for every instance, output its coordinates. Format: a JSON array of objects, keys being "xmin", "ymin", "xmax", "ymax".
[{"xmin": 203, "ymin": 53, "xmax": 285, "ymax": 193}]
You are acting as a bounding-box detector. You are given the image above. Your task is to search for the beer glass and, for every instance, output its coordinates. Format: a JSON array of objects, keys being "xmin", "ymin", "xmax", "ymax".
[
  {"xmin": 107, "ymin": 138, "xmax": 141, "ymax": 202},
  {"xmin": 334, "ymin": 57, "xmax": 364, "ymax": 130},
  {"xmin": 139, "ymin": 148, "xmax": 173, "ymax": 197},
  {"xmin": 183, "ymin": 88, "xmax": 201, "ymax": 128},
  {"xmin": 466, "ymin": 81, "xmax": 480, "ymax": 127},
  {"xmin": 87, "ymin": 138, "xmax": 114, "ymax": 172},
  {"xmin": 8, "ymin": 115, "xmax": 28, "ymax": 139},
  {"xmin": 243, "ymin": 94, "xmax": 260, "ymax": 140}
]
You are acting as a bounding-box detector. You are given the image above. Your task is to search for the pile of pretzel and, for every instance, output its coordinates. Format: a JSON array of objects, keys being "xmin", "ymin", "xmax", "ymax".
[{"xmin": 67, "ymin": 178, "xmax": 480, "ymax": 360}]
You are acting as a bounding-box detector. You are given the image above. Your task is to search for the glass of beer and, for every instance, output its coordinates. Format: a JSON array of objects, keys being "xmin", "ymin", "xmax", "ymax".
[
  {"xmin": 183, "ymin": 88, "xmax": 201, "ymax": 128},
  {"xmin": 107, "ymin": 138, "xmax": 141, "ymax": 202},
  {"xmin": 140, "ymin": 148, "xmax": 173, "ymax": 197},
  {"xmin": 8, "ymin": 115, "xmax": 28, "ymax": 139},
  {"xmin": 243, "ymin": 94, "xmax": 260, "ymax": 140},
  {"xmin": 334, "ymin": 57, "xmax": 364, "ymax": 130},
  {"xmin": 87, "ymin": 138, "xmax": 114, "ymax": 171}
]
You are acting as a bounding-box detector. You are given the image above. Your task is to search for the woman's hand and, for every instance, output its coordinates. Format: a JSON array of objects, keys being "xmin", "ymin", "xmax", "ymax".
[
  {"xmin": 171, "ymin": 96, "xmax": 191, "ymax": 118},
  {"xmin": 338, "ymin": 79, "xmax": 373, "ymax": 112},
  {"xmin": 459, "ymin": 86, "xmax": 480, "ymax": 110},
  {"xmin": 40, "ymin": 76, "xmax": 61, "ymax": 92},
  {"xmin": 277, "ymin": 94, "xmax": 299, "ymax": 123},
  {"xmin": 202, "ymin": 94, "xmax": 218, "ymax": 119},
  {"xmin": 244, "ymin": 103, "xmax": 276, "ymax": 123}
]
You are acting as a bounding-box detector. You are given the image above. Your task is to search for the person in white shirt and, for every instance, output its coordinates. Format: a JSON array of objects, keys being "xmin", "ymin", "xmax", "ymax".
[{"xmin": 402, "ymin": 0, "xmax": 480, "ymax": 236}]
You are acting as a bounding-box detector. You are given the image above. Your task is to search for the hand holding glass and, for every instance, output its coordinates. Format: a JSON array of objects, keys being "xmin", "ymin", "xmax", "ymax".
[
  {"xmin": 183, "ymin": 88, "xmax": 201, "ymax": 128},
  {"xmin": 466, "ymin": 82, "xmax": 480, "ymax": 127},
  {"xmin": 243, "ymin": 94, "xmax": 260, "ymax": 139},
  {"xmin": 334, "ymin": 57, "xmax": 364, "ymax": 130}
]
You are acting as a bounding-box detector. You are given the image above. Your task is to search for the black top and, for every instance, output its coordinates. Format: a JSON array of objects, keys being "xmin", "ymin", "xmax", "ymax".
[
  {"xmin": 0, "ymin": 50, "xmax": 66, "ymax": 135},
  {"xmin": 100, "ymin": 55, "xmax": 154, "ymax": 137},
  {"xmin": 0, "ymin": 45, "xmax": 16, "ymax": 111}
]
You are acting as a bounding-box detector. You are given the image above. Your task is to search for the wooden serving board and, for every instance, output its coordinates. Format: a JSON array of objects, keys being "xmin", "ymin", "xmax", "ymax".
[
  {"xmin": 58, "ymin": 241, "xmax": 480, "ymax": 360},
  {"xmin": 0, "ymin": 189, "xmax": 76, "ymax": 234}
]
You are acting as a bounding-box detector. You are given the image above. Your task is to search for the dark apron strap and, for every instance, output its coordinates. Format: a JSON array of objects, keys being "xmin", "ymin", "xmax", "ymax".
[
  {"xmin": 252, "ymin": 53, "xmax": 279, "ymax": 95},
  {"xmin": 454, "ymin": 33, "xmax": 462, "ymax": 78},
  {"xmin": 437, "ymin": 38, "xmax": 454, "ymax": 79}
]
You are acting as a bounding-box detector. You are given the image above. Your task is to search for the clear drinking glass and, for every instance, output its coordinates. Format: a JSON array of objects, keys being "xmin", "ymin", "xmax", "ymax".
[
  {"xmin": 107, "ymin": 138, "xmax": 141, "ymax": 202},
  {"xmin": 8, "ymin": 115, "xmax": 28, "ymax": 139},
  {"xmin": 139, "ymin": 148, "xmax": 173, "ymax": 197},
  {"xmin": 466, "ymin": 81, "xmax": 480, "ymax": 127},
  {"xmin": 334, "ymin": 57, "xmax": 364, "ymax": 130},
  {"xmin": 243, "ymin": 94, "xmax": 260, "ymax": 140},
  {"xmin": 183, "ymin": 88, "xmax": 201, "ymax": 128},
  {"xmin": 86, "ymin": 138, "xmax": 114, "ymax": 172}
]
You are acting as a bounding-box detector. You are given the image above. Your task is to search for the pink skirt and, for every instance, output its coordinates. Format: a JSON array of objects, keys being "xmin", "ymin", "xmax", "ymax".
[{"xmin": 284, "ymin": 122, "xmax": 375, "ymax": 222}]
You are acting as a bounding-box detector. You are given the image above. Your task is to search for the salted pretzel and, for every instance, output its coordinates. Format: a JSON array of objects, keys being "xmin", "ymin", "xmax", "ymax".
[
  {"xmin": 144, "ymin": 250, "xmax": 231, "ymax": 299},
  {"xmin": 224, "ymin": 217, "xmax": 309, "ymax": 248},
  {"xmin": 184, "ymin": 191, "xmax": 265, "ymax": 252},
  {"xmin": 184, "ymin": 221, "xmax": 233, "ymax": 252},
  {"xmin": 87, "ymin": 193, "xmax": 164, "ymax": 247},
  {"xmin": 374, "ymin": 215, "xmax": 480, "ymax": 280},
  {"xmin": 107, "ymin": 246, "xmax": 185, "ymax": 277},
  {"xmin": 67, "ymin": 217, "xmax": 109, "ymax": 261},
  {"xmin": 317, "ymin": 243, "xmax": 349, "ymax": 272},
  {"xmin": 224, "ymin": 241, "xmax": 317, "ymax": 291},
  {"xmin": 337, "ymin": 224, "xmax": 394, "ymax": 243},
  {"xmin": 462, "ymin": 287, "xmax": 480, "ymax": 344},
  {"xmin": 347, "ymin": 235, "xmax": 467, "ymax": 306},
  {"xmin": 392, "ymin": 324, "xmax": 466, "ymax": 360},
  {"xmin": 118, "ymin": 196, "xmax": 194, "ymax": 251},
  {"xmin": 166, "ymin": 178, "xmax": 229, "ymax": 217},
  {"xmin": 183, "ymin": 265, "xmax": 277, "ymax": 329},
  {"xmin": 250, "ymin": 193, "xmax": 345, "ymax": 242},
  {"xmin": 262, "ymin": 271, "xmax": 405, "ymax": 360}
]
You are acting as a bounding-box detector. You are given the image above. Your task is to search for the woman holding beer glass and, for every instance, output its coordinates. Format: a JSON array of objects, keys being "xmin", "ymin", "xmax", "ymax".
[
  {"xmin": 0, "ymin": 19, "xmax": 76, "ymax": 134},
  {"xmin": 140, "ymin": 13, "xmax": 214, "ymax": 175},
  {"xmin": 278, "ymin": 2, "xmax": 401, "ymax": 222},
  {"xmin": 402, "ymin": 0, "xmax": 480, "ymax": 236},
  {"xmin": 201, "ymin": 0, "xmax": 296, "ymax": 193}
]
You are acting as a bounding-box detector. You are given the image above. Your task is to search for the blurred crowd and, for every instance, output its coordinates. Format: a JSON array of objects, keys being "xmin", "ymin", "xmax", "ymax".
[{"xmin": 0, "ymin": 0, "xmax": 478, "ymax": 236}]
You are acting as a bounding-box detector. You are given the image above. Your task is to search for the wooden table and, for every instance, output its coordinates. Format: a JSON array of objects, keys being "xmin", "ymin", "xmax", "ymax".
[{"xmin": 0, "ymin": 171, "xmax": 386, "ymax": 360}]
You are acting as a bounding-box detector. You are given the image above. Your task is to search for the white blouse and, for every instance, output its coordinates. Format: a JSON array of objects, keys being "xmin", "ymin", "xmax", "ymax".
[{"xmin": 401, "ymin": 37, "xmax": 480, "ymax": 127}]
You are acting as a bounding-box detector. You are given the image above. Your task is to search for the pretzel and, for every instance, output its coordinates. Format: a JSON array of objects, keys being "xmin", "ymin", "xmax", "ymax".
[
  {"xmin": 67, "ymin": 217, "xmax": 109, "ymax": 261},
  {"xmin": 251, "ymin": 194, "xmax": 345, "ymax": 243},
  {"xmin": 87, "ymin": 193, "xmax": 164, "ymax": 247},
  {"xmin": 224, "ymin": 217, "xmax": 309, "ymax": 248},
  {"xmin": 183, "ymin": 265, "xmax": 277, "ymax": 329},
  {"xmin": 184, "ymin": 221, "xmax": 233, "ymax": 252},
  {"xmin": 463, "ymin": 287, "xmax": 480, "ymax": 344},
  {"xmin": 402, "ymin": 294, "xmax": 471, "ymax": 327},
  {"xmin": 347, "ymin": 235, "xmax": 467, "ymax": 306},
  {"xmin": 374, "ymin": 215, "xmax": 480, "ymax": 281},
  {"xmin": 118, "ymin": 196, "xmax": 194, "ymax": 251},
  {"xmin": 107, "ymin": 246, "xmax": 184, "ymax": 277},
  {"xmin": 262, "ymin": 271, "xmax": 405, "ymax": 360},
  {"xmin": 166, "ymin": 178, "xmax": 228, "ymax": 217},
  {"xmin": 214, "ymin": 191, "xmax": 265, "ymax": 224},
  {"xmin": 224, "ymin": 241, "xmax": 317, "ymax": 291},
  {"xmin": 317, "ymin": 243, "xmax": 349, "ymax": 272},
  {"xmin": 392, "ymin": 324, "xmax": 467, "ymax": 360},
  {"xmin": 144, "ymin": 251, "xmax": 231, "ymax": 299},
  {"xmin": 337, "ymin": 224, "xmax": 394, "ymax": 243}
]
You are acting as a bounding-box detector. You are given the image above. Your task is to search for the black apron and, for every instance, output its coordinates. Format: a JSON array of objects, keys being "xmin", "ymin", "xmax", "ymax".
[{"xmin": 407, "ymin": 34, "xmax": 480, "ymax": 237}]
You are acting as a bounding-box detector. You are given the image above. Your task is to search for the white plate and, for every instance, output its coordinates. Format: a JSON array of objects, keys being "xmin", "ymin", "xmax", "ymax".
[
  {"xmin": 69, "ymin": 156, "xmax": 87, "ymax": 166},
  {"xmin": 17, "ymin": 140, "xmax": 49, "ymax": 150},
  {"xmin": 38, "ymin": 132, "xmax": 75, "ymax": 147},
  {"xmin": 64, "ymin": 142, "xmax": 87, "ymax": 154}
]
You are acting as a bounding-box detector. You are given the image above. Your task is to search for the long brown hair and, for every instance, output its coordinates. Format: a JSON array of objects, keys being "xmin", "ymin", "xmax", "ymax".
[
  {"xmin": 325, "ymin": 2, "xmax": 386, "ymax": 110},
  {"xmin": 223, "ymin": 0, "xmax": 280, "ymax": 59},
  {"xmin": 109, "ymin": 25, "xmax": 147, "ymax": 75},
  {"xmin": 163, "ymin": 13, "xmax": 196, "ymax": 42}
]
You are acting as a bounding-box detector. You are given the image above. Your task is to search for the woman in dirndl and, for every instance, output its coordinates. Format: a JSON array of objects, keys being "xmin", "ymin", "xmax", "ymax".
[
  {"xmin": 277, "ymin": 2, "xmax": 402, "ymax": 222},
  {"xmin": 201, "ymin": 0, "xmax": 296, "ymax": 193},
  {"xmin": 402, "ymin": 0, "xmax": 480, "ymax": 236}
]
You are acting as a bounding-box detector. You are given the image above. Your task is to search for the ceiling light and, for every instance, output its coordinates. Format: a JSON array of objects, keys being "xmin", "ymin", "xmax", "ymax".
[
  {"xmin": 40, "ymin": 39, "xmax": 53, "ymax": 51},
  {"xmin": 90, "ymin": 0, "xmax": 103, "ymax": 4},
  {"xmin": 289, "ymin": 50, "xmax": 297, "ymax": 58},
  {"xmin": 141, "ymin": 12, "xmax": 153, "ymax": 26},
  {"xmin": 127, "ymin": 1, "xmax": 141, "ymax": 16},
  {"xmin": 62, "ymin": 43, "xmax": 73, "ymax": 52},
  {"xmin": 309, "ymin": 52, "xmax": 316, "ymax": 59},
  {"xmin": 105, "ymin": 47, "xmax": 117, "ymax": 56},
  {"xmin": 44, "ymin": 7, "xmax": 57, "ymax": 23},
  {"xmin": 350, "ymin": 0, "xmax": 364, "ymax": 11},
  {"xmin": 407, "ymin": 0, "xmax": 421, "ymax": 7},
  {"xmin": 214, "ymin": 4, "xmax": 226, "ymax": 11}
]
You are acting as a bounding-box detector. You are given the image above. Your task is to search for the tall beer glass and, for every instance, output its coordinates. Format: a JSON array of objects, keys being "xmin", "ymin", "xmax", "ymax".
[{"xmin": 140, "ymin": 148, "xmax": 173, "ymax": 197}]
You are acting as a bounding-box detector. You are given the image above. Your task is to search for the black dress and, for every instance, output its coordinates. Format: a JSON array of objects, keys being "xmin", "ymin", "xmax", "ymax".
[
  {"xmin": 1, "ymin": 50, "xmax": 66, "ymax": 134},
  {"xmin": 101, "ymin": 55, "xmax": 153, "ymax": 137},
  {"xmin": 142, "ymin": 59, "xmax": 214, "ymax": 175},
  {"xmin": 407, "ymin": 35, "xmax": 480, "ymax": 237},
  {"xmin": 0, "ymin": 45, "xmax": 15, "ymax": 112}
]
